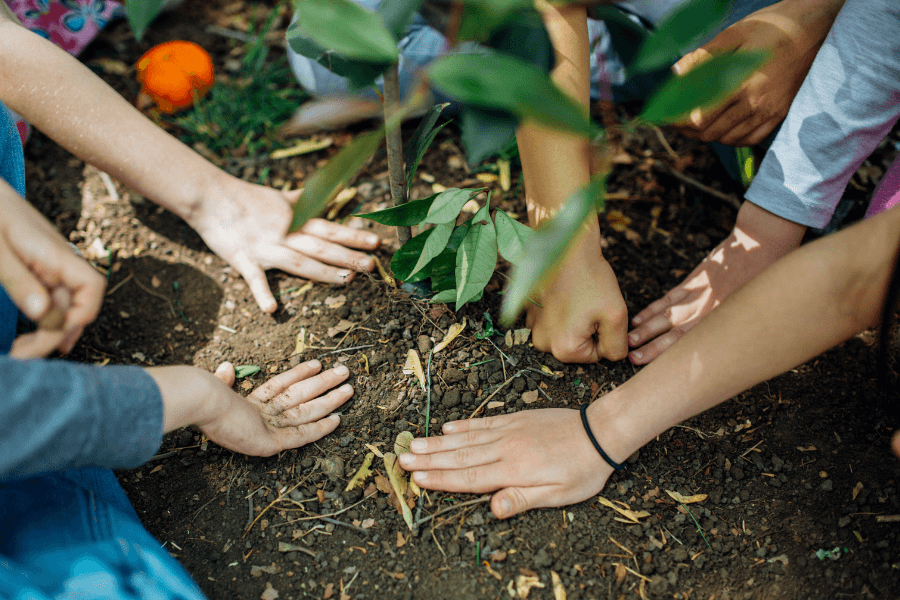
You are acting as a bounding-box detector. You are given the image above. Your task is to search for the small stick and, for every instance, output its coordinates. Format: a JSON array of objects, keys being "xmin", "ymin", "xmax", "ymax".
[
  {"xmin": 653, "ymin": 160, "xmax": 742, "ymax": 211},
  {"xmin": 414, "ymin": 495, "xmax": 491, "ymax": 527},
  {"xmin": 652, "ymin": 126, "xmax": 679, "ymax": 160},
  {"xmin": 739, "ymin": 439, "xmax": 764, "ymax": 458},
  {"xmin": 274, "ymin": 492, "xmax": 376, "ymax": 527},
  {"xmin": 105, "ymin": 272, "xmax": 133, "ymax": 296},
  {"xmin": 468, "ymin": 370, "xmax": 524, "ymax": 418},
  {"xmin": 130, "ymin": 271, "xmax": 176, "ymax": 316},
  {"xmin": 319, "ymin": 516, "xmax": 370, "ymax": 536},
  {"xmin": 322, "ymin": 344, "xmax": 374, "ymax": 356}
]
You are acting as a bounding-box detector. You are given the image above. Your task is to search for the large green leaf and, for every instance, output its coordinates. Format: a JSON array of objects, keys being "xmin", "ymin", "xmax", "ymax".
[
  {"xmin": 460, "ymin": 107, "xmax": 518, "ymax": 166},
  {"xmin": 292, "ymin": 0, "xmax": 399, "ymax": 63},
  {"xmin": 391, "ymin": 222, "xmax": 467, "ymax": 283},
  {"xmin": 378, "ymin": 0, "xmax": 425, "ymax": 40},
  {"xmin": 423, "ymin": 188, "xmax": 478, "ymax": 225},
  {"xmin": 429, "ymin": 52, "xmax": 596, "ymax": 138},
  {"xmin": 639, "ymin": 50, "xmax": 770, "ymax": 126},
  {"xmin": 287, "ymin": 34, "xmax": 389, "ymax": 90},
  {"xmin": 494, "ymin": 209, "xmax": 533, "ymax": 265},
  {"xmin": 500, "ymin": 179, "xmax": 605, "ymax": 326},
  {"xmin": 486, "ymin": 8, "xmax": 553, "ymax": 72},
  {"xmin": 290, "ymin": 129, "xmax": 383, "ymax": 231},
  {"xmin": 125, "ymin": 0, "xmax": 166, "ymax": 42},
  {"xmin": 631, "ymin": 0, "xmax": 730, "ymax": 74},
  {"xmin": 455, "ymin": 204, "xmax": 498, "ymax": 309},
  {"xmin": 431, "ymin": 289, "xmax": 457, "ymax": 304},
  {"xmin": 405, "ymin": 104, "xmax": 451, "ymax": 194},
  {"xmin": 409, "ymin": 221, "xmax": 455, "ymax": 279},
  {"xmin": 357, "ymin": 194, "xmax": 438, "ymax": 226},
  {"xmin": 391, "ymin": 228, "xmax": 434, "ymax": 282}
]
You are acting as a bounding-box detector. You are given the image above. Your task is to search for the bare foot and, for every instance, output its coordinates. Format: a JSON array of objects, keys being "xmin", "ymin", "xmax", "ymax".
[{"xmin": 628, "ymin": 202, "xmax": 806, "ymax": 364}]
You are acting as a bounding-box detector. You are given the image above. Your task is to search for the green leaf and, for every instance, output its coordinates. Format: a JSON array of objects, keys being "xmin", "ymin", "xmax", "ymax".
[
  {"xmin": 291, "ymin": 129, "xmax": 384, "ymax": 231},
  {"xmin": 423, "ymin": 188, "xmax": 478, "ymax": 225},
  {"xmin": 409, "ymin": 221, "xmax": 455, "ymax": 279},
  {"xmin": 475, "ymin": 311, "xmax": 495, "ymax": 339},
  {"xmin": 461, "ymin": 107, "xmax": 518, "ymax": 166},
  {"xmin": 493, "ymin": 209, "xmax": 533, "ymax": 265},
  {"xmin": 292, "ymin": 0, "xmax": 399, "ymax": 63},
  {"xmin": 500, "ymin": 179, "xmax": 605, "ymax": 326},
  {"xmin": 378, "ymin": 0, "xmax": 426, "ymax": 41},
  {"xmin": 429, "ymin": 224, "xmax": 470, "ymax": 291},
  {"xmin": 430, "ymin": 289, "xmax": 457, "ymax": 304},
  {"xmin": 639, "ymin": 50, "xmax": 770, "ymax": 126},
  {"xmin": 392, "ymin": 228, "xmax": 435, "ymax": 282},
  {"xmin": 125, "ymin": 0, "xmax": 166, "ymax": 42},
  {"xmin": 587, "ymin": 6, "xmax": 649, "ymax": 70},
  {"xmin": 286, "ymin": 32, "xmax": 388, "ymax": 90},
  {"xmin": 486, "ymin": 8, "xmax": 554, "ymax": 72},
  {"xmin": 429, "ymin": 52, "xmax": 597, "ymax": 138},
  {"xmin": 405, "ymin": 103, "xmax": 451, "ymax": 194},
  {"xmin": 235, "ymin": 365, "xmax": 261, "ymax": 379},
  {"xmin": 455, "ymin": 204, "xmax": 498, "ymax": 310},
  {"xmin": 631, "ymin": 0, "xmax": 730, "ymax": 74},
  {"xmin": 357, "ymin": 194, "xmax": 438, "ymax": 226}
]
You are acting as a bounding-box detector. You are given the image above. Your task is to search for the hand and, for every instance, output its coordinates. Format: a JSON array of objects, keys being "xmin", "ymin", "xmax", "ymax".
[
  {"xmin": 0, "ymin": 180, "xmax": 105, "ymax": 358},
  {"xmin": 189, "ymin": 178, "xmax": 380, "ymax": 313},
  {"xmin": 527, "ymin": 234, "xmax": 628, "ymax": 363},
  {"xmin": 399, "ymin": 408, "xmax": 615, "ymax": 519},
  {"xmin": 628, "ymin": 201, "xmax": 805, "ymax": 364},
  {"xmin": 150, "ymin": 360, "xmax": 353, "ymax": 457},
  {"xmin": 671, "ymin": 0, "xmax": 844, "ymax": 146}
]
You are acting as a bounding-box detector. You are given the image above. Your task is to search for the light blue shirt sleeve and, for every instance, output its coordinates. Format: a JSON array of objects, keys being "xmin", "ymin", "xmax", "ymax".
[
  {"xmin": 0, "ymin": 355, "xmax": 164, "ymax": 482},
  {"xmin": 745, "ymin": 0, "xmax": 900, "ymax": 229}
]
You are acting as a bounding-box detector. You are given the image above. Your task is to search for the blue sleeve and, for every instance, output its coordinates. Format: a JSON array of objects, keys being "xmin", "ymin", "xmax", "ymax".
[{"xmin": 0, "ymin": 355, "xmax": 164, "ymax": 482}]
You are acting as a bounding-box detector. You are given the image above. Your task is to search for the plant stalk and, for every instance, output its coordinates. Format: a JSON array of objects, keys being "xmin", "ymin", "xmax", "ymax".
[{"xmin": 383, "ymin": 63, "xmax": 412, "ymax": 244}]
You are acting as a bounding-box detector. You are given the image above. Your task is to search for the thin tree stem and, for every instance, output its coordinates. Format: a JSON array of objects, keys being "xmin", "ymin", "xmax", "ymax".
[{"xmin": 383, "ymin": 63, "xmax": 411, "ymax": 244}]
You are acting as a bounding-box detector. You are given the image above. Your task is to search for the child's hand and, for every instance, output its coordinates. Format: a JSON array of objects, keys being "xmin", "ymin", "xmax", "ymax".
[
  {"xmin": 0, "ymin": 181, "xmax": 105, "ymax": 358},
  {"xmin": 527, "ymin": 238, "xmax": 628, "ymax": 363},
  {"xmin": 151, "ymin": 360, "xmax": 352, "ymax": 457},
  {"xmin": 189, "ymin": 180, "xmax": 380, "ymax": 314}
]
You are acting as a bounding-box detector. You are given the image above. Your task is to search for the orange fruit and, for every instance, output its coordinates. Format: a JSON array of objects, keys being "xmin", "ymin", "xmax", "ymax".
[{"xmin": 137, "ymin": 41, "xmax": 215, "ymax": 114}]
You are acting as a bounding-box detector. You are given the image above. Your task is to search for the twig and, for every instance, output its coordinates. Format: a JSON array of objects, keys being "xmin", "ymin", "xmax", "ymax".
[
  {"xmin": 383, "ymin": 63, "xmax": 411, "ymax": 244},
  {"xmin": 431, "ymin": 529, "xmax": 448, "ymax": 560},
  {"xmin": 105, "ymin": 272, "xmax": 133, "ymax": 296},
  {"xmin": 740, "ymin": 439, "xmax": 765, "ymax": 458},
  {"xmin": 319, "ymin": 516, "xmax": 371, "ymax": 536},
  {"xmin": 147, "ymin": 450, "xmax": 178, "ymax": 462},
  {"xmin": 98, "ymin": 171, "xmax": 120, "ymax": 201},
  {"xmin": 130, "ymin": 271, "xmax": 176, "ymax": 316},
  {"xmin": 414, "ymin": 495, "xmax": 491, "ymax": 527},
  {"xmin": 321, "ymin": 344, "xmax": 374, "ymax": 356},
  {"xmin": 274, "ymin": 492, "xmax": 376, "ymax": 527},
  {"xmin": 653, "ymin": 160, "xmax": 742, "ymax": 211},
  {"xmin": 426, "ymin": 350, "xmax": 433, "ymax": 437},
  {"xmin": 652, "ymin": 126, "xmax": 679, "ymax": 160},
  {"xmin": 468, "ymin": 370, "xmax": 524, "ymax": 418},
  {"xmin": 611, "ymin": 562, "xmax": 651, "ymax": 583}
]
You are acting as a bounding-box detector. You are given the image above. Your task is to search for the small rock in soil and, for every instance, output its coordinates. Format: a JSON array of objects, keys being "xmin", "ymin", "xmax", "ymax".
[
  {"xmin": 534, "ymin": 548, "xmax": 553, "ymax": 568},
  {"xmin": 443, "ymin": 389, "xmax": 461, "ymax": 408},
  {"xmin": 820, "ymin": 479, "xmax": 834, "ymax": 492}
]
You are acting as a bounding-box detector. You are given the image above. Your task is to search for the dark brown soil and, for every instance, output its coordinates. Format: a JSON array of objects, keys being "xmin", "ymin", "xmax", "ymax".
[{"xmin": 23, "ymin": 2, "xmax": 900, "ymax": 599}]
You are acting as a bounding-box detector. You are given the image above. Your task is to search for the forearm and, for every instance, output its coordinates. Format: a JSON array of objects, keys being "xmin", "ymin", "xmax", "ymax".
[
  {"xmin": 146, "ymin": 366, "xmax": 223, "ymax": 432},
  {"xmin": 0, "ymin": 18, "xmax": 222, "ymax": 222},
  {"xmin": 517, "ymin": 4, "xmax": 592, "ymax": 227},
  {"xmin": 596, "ymin": 205, "xmax": 900, "ymax": 460}
]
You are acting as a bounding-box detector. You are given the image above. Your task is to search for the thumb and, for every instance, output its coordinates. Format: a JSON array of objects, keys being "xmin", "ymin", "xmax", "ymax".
[
  {"xmin": 491, "ymin": 486, "xmax": 552, "ymax": 520},
  {"xmin": 214, "ymin": 361, "xmax": 236, "ymax": 387}
]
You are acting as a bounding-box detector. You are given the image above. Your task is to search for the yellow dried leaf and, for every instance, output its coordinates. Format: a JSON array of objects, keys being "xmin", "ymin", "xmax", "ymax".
[
  {"xmin": 504, "ymin": 330, "xmax": 513, "ymax": 347},
  {"xmin": 409, "ymin": 479, "xmax": 421, "ymax": 498},
  {"xmin": 291, "ymin": 328, "xmax": 306, "ymax": 356},
  {"xmin": 326, "ymin": 186, "xmax": 358, "ymax": 220},
  {"xmin": 345, "ymin": 453, "xmax": 374, "ymax": 492},
  {"xmin": 666, "ymin": 490, "xmax": 708, "ymax": 504},
  {"xmin": 359, "ymin": 353, "xmax": 370, "ymax": 374},
  {"xmin": 597, "ymin": 497, "xmax": 650, "ymax": 523},
  {"xmin": 486, "ymin": 401, "xmax": 505, "ymax": 410},
  {"xmin": 324, "ymin": 294, "xmax": 347, "ymax": 309},
  {"xmin": 551, "ymin": 571, "xmax": 566, "ymax": 600},
  {"xmin": 384, "ymin": 453, "xmax": 414, "ymax": 530},
  {"xmin": 614, "ymin": 563, "xmax": 627, "ymax": 585},
  {"xmin": 374, "ymin": 475, "xmax": 393, "ymax": 494},
  {"xmin": 476, "ymin": 172, "xmax": 498, "ymax": 183},
  {"xmin": 433, "ymin": 318, "xmax": 466, "ymax": 354},
  {"xmin": 292, "ymin": 281, "xmax": 313, "ymax": 298},
  {"xmin": 395, "ymin": 431, "xmax": 414, "ymax": 456},
  {"xmin": 327, "ymin": 319, "xmax": 354, "ymax": 338},
  {"xmin": 396, "ymin": 531, "xmax": 408, "ymax": 548},
  {"xmin": 373, "ymin": 256, "xmax": 395, "ymax": 288},
  {"xmin": 515, "ymin": 574, "xmax": 544, "ymax": 599},
  {"xmin": 402, "ymin": 349, "xmax": 426, "ymax": 391},
  {"xmin": 365, "ymin": 443, "xmax": 384, "ymax": 458},
  {"xmin": 513, "ymin": 328, "xmax": 531, "ymax": 345},
  {"xmin": 852, "ymin": 482, "xmax": 863, "ymax": 501},
  {"xmin": 521, "ymin": 390, "xmax": 539, "ymax": 404},
  {"xmin": 498, "ymin": 159, "xmax": 511, "ymax": 192},
  {"xmin": 607, "ymin": 209, "xmax": 632, "ymax": 232}
]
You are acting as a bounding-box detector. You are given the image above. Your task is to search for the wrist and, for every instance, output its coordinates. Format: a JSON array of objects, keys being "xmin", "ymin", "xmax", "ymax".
[
  {"xmin": 147, "ymin": 366, "xmax": 226, "ymax": 432},
  {"xmin": 585, "ymin": 387, "xmax": 643, "ymax": 467}
]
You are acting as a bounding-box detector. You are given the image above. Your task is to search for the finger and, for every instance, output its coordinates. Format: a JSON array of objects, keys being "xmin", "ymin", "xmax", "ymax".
[
  {"xmin": 672, "ymin": 46, "xmax": 712, "ymax": 77},
  {"xmin": 232, "ymin": 253, "xmax": 278, "ymax": 313},
  {"xmin": 629, "ymin": 328, "xmax": 684, "ymax": 365},
  {"xmin": 273, "ymin": 413, "xmax": 342, "ymax": 449},
  {"xmin": 0, "ymin": 240, "xmax": 53, "ymax": 322},
  {"xmin": 628, "ymin": 311, "xmax": 678, "ymax": 348},
  {"xmin": 10, "ymin": 329, "xmax": 68, "ymax": 359},
  {"xmin": 410, "ymin": 462, "xmax": 508, "ymax": 494},
  {"xmin": 275, "ymin": 383, "xmax": 353, "ymax": 427},
  {"xmin": 214, "ymin": 362, "xmax": 236, "ymax": 386},
  {"xmin": 250, "ymin": 359, "xmax": 323, "ymax": 402},
  {"xmin": 261, "ymin": 245, "xmax": 357, "ymax": 285},
  {"xmin": 597, "ymin": 309, "xmax": 629, "ymax": 362},
  {"xmin": 696, "ymin": 101, "xmax": 755, "ymax": 145},
  {"xmin": 400, "ymin": 441, "xmax": 501, "ymax": 471},
  {"xmin": 283, "ymin": 233, "xmax": 375, "ymax": 271},
  {"xmin": 631, "ymin": 286, "xmax": 688, "ymax": 328},
  {"xmin": 491, "ymin": 486, "xmax": 561, "ymax": 519},
  {"xmin": 298, "ymin": 218, "xmax": 381, "ymax": 250},
  {"xmin": 743, "ymin": 118, "xmax": 779, "ymax": 147},
  {"xmin": 686, "ymin": 96, "xmax": 740, "ymax": 139},
  {"xmin": 57, "ymin": 325, "xmax": 86, "ymax": 355},
  {"xmin": 263, "ymin": 365, "xmax": 350, "ymax": 415}
]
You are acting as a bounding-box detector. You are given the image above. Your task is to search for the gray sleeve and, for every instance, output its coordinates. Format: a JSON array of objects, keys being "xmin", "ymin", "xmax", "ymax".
[
  {"xmin": 745, "ymin": 0, "xmax": 900, "ymax": 229},
  {"xmin": 0, "ymin": 355, "xmax": 163, "ymax": 481}
]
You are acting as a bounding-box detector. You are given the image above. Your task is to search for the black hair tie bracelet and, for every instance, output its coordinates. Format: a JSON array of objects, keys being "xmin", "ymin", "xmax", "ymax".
[{"xmin": 579, "ymin": 403, "xmax": 625, "ymax": 471}]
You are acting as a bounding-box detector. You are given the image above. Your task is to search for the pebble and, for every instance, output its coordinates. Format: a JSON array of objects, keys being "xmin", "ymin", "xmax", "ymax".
[
  {"xmin": 447, "ymin": 542, "xmax": 460, "ymax": 557},
  {"xmin": 534, "ymin": 548, "xmax": 553, "ymax": 568},
  {"xmin": 820, "ymin": 479, "xmax": 834, "ymax": 492},
  {"xmin": 417, "ymin": 335, "xmax": 433, "ymax": 354},
  {"xmin": 467, "ymin": 512, "xmax": 485, "ymax": 526},
  {"xmin": 443, "ymin": 389, "xmax": 461, "ymax": 408},
  {"xmin": 769, "ymin": 477, "xmax": 782, "ymax": 488},
  {"xmin": 838, "ymin": 516, "xmax": 852, "ymax": 528}
]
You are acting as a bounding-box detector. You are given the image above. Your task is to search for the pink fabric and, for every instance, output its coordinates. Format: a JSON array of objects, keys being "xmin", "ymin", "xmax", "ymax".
[
  {"xmin": 865, "ymin": 157, "xmax": 900, "ymax": 219},
  {"xmin": 5, "ymin": 0, "xmax": 123, "ymax": 57}
]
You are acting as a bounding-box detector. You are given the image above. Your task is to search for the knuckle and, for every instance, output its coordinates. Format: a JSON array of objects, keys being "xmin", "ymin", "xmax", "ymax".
[{"xmin": 463, "ymin": 467, "xmax": 480, "ymax": 488}]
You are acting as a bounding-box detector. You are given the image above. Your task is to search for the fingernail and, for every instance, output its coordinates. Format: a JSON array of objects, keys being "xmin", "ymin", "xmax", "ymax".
[
  {"xmin": 334, "ymin": 364, "xmax": 349, "ymax": 376},
  {"xmin": 499, "ymin": 497, "xmax": 512, "ymax": 517},
  {"xmin": 366, "ymin": 234, "xmax": 379, "ymax": 246},
  {"xmin": 672, "ymin": 63, "xmax": 682, "ymax": 75},
  {"xmin": 308, "ymin": 359, "xmax": 321, "ymax": 370},
  {"xmin": 627, "ymin": 334, "xmax": 637, "ymax": 347},
  {"xmin": 410, "ymin": 439, "xmax": 426, "ymax": 452},
  {"xmin": 632, "ymin": 316, "xmax": 642, "ymax": 326},
  {"xmin": 413, "ymin": 471, "xmax": 428, "ymax": 482},
  {"xmin": 630, "ymin": 351, "xmax": 642, "ymax": 362},
  {"xmin": 339, "ymin": 383, "xmax": 352, "ymax": 393},
  {"xmin": 399, "ymin": 454, "xmax": 414, "ymax": 466},
  {"xmin": 337, "ymin": 270, "xmax": 351, "ymax": 281},
  {"xmin": 23, "ymin": 293, "xmax": 46, "ymax": 319},
  {"xmin": 443, "ymin": 422, "xmax": 456, "ymax": 433}
]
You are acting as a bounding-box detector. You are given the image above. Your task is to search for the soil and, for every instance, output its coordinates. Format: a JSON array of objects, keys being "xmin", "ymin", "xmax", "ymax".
[{"xmin": 20, "ymin": 2, "xmax": 900, "ymax": 599}]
